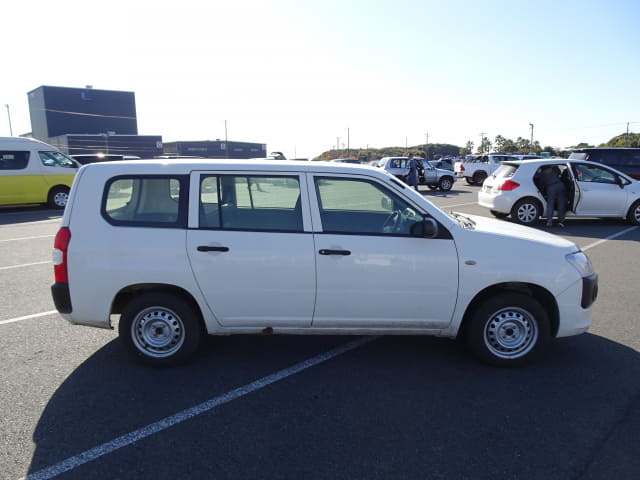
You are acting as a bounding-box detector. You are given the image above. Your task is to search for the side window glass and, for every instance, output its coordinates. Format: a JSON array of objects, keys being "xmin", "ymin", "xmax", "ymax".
[
  {"xmin": 38, "ymin": 151, "xmax": 77, "ymax": 168},
  {"xmin": 206, "ymin": 175, "xmax": 302, "ymax": 232},
  {"xmin": 573, "ymin": 164, "xmax": 616, "ymax": 184},
  {"xmin": 0, "ymin": 151, "xmax": 29, "ymax": 170},
  {"xmin": 314, "ymin": 177, "xmax": 423, "ymax": 235},
  {"xmin": 103, "ymin": 176, "xmax": 186, "ymax": 227}
]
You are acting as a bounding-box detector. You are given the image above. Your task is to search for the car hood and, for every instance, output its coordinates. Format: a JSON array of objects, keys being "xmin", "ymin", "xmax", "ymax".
[{"xmin": 455, "ymin": 213, "xmax": 578, "ymax": 250}]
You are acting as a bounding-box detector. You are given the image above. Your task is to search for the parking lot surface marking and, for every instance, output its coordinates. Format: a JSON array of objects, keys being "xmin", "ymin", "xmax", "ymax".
[
  {"xmin": 23, "ymin": 336, "xmax": 375, "ymax": 480},
  {"xmin": 0, "ymin": 261, "xmax": 51, "ymax": 271},
  {"xmin": 0, "ymin": 234, "xmax": 55, "ymax": 243},
  {"xmin": 583, "ymin": 226, "xmax": 638, "ymax": 251},
  {"xmin": 0, "ymin": 310, "xmax": 58, "ymax": 326}
]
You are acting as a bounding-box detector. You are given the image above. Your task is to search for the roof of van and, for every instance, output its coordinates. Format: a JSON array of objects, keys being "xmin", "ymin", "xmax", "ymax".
[
  {"xmin": 0, "ymin": 137, "xmax": 57, "ymax": 147},
  {"xmin": 81, "ymin": 158, "xmax": 390, "ymax": 177}
]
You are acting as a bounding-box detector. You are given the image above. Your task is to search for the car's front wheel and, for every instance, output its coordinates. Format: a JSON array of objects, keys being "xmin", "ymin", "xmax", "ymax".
[
  {"xmin": 119, "ymin": 292, "xmax": 203, "ymax": 366},
  {"xmin": 627, "ymin": 200, "xmax": 640, "ymax": 225},
  {"xmin": 48, "ymin": 186, "xmax": 69, "ymax": 209},
  {"xmin": 465, "ymin": 293, "xmax": 550, "ymax": 367},
  {"xmin": 438, "ymin": 177, "xmax": 453, "ymax": 191},
  {"xmin": 511, "ymin": 198, "xmax": 542, "ymax": 225}
]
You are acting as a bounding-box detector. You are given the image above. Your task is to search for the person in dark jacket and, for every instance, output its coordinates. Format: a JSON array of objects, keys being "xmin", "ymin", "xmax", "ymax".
[
  {"xmin": 541, "ymin": 165, "xmax": 567, "ymax": 227},
  {"xmin": 406, "ymin": 153, "xmax": 419, "ymax": 191}
]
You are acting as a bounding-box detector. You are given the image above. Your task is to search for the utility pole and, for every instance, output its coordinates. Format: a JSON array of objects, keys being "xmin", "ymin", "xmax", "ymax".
[
  {"xmin": 425, "ymin": 133, "xmax": 429, "ymax": 159},
  {"xmin": 4, "ymin": 104, "xmax": 13, "ymax": 136},
  {"xmin": 529, "ymin": 123, "xmax": 534, "ymax": 153},
  {"xmin": 479, "ymin": 133, "xmax": 486, "ymax": 153},
  {"xmin": 347, "ymin": 128, "xmax": 350, "ymax": 158},
  {"xmin": 224, "ymin": 120, "xmax": 228, "ymax": 159},
  {"xmin": 627, "ymin": 122, "xmax": 630, "ymax": 140}
]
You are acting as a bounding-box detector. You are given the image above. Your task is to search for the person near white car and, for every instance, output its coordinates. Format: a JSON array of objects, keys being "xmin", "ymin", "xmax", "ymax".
[{"xmin": 540, "ymin": 165, "xmax": 568, "ymax": 227}]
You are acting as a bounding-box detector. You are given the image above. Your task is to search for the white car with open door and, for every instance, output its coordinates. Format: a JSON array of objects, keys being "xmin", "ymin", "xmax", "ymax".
[{"xmin": 478, "ymin": 159, "xmax": 640, "ymax": 225}]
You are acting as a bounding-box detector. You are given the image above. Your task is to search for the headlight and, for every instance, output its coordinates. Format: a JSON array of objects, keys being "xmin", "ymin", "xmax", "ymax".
[{"xmin": 566, "ymin": 251, "xmax": 594, "ymax": 277}]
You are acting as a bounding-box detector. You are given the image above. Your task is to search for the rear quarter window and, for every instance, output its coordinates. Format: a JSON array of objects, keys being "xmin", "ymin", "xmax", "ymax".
[{"xmin": 102, "ymin": 175, "xmax": 188, "ymax": 228}]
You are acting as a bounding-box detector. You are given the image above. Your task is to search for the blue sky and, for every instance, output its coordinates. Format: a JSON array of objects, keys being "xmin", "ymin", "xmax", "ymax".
[{"xmin": 2, "ymin": 0, "xmax": 639, "ymax": 158}]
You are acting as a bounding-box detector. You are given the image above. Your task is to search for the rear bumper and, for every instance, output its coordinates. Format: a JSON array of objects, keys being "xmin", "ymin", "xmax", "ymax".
[{"xmin": 51, "ymin": 282, "xmax": 72, "ymax": 314}]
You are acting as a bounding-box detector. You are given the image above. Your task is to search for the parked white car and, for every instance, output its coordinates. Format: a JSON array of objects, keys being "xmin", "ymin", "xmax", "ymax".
[
  {"xmin": 52, "ymin": 160, "xmax": 597, "ymax": 367},
  {"xmin": 478, "ymin": 158, "xmax": 640, "ymax": 225}
]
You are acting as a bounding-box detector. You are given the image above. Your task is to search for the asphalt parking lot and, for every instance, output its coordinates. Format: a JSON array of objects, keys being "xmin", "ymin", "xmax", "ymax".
[{"xmin": 1, "ymin": 182, "xmax": 639, "ymax": 480}]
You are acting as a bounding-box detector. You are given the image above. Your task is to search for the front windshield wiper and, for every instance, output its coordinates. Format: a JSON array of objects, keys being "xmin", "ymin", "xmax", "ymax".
[{"xmin": 451, "ymin": 212, "xmax": 476, "ymax": 229}]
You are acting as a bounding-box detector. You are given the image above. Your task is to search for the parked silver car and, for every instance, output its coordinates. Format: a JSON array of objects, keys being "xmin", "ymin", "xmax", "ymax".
[
  {"xmin": 478, "ymin": 158, "xmax": 640, "ymax": 225},
  {"xmin": 378, "ymin": 156, "xmax": 456, "ymax": 191}
]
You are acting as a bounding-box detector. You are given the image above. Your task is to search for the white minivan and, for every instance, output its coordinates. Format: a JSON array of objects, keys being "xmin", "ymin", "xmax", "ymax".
[
  {"xmin": 0, "ymin": 137, "xmax": 79, "ymax": 208},
  {"xmin": 52, "ymin": 160, "xmax": 598, "ymax": 367}
]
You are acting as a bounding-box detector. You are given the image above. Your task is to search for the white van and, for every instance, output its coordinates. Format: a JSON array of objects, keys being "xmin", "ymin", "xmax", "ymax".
[
  {"xmin": 52, "ymin": 159, "xmax": 598, "ymax": 367},
  {"xmin": 0, "ymin": 137, "xmax": 79, "ymax": 208}
]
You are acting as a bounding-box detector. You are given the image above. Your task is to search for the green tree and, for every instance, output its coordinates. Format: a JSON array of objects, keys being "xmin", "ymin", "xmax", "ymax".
[{"xmin": 494, "ymin": 135, "xmax": 506, "ymax": 152}]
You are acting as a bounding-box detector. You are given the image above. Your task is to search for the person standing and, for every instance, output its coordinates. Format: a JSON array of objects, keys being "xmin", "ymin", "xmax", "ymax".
[
  {"xmin": 406, "ymin": 153, "xmax": 419, "ymax": 191},
  {"xmin": 541, "ymin": 165, "xmax": 567, "ymax": 227}
]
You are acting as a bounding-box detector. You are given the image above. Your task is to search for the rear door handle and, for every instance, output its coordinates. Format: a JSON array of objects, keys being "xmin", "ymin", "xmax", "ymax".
[
  {"xmin": 319, "ymin": 249, "xmax": 351, "ymax": 256},
  {"xmin": 197, "ymin": 246, "xmax": 229, "ymax": 252}
]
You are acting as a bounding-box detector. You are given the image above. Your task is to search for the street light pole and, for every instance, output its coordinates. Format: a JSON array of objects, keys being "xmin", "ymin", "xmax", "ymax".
[
  {"xmin": 529, "ymin": 123, "xmax": 534, "ymax": 153},
  {"xmin": 5, "ymin": 104, "xmax": 13, "ymax": 136},
  {"xmin": 424, "ymin": 133, "xmax": 429, "ymax": 159}
]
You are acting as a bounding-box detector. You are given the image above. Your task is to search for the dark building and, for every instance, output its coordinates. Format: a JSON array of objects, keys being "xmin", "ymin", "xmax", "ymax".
[
  {"xmin": 163, "ymin": 140, "xmax": 266, "ymax": 159},
  {"xmin": 54, "ymin": 134, "xmax": 163, "ymax": 158},
  {"xmin": 27, "ymin": 85, "xmax": 162, "ymax": 158}
]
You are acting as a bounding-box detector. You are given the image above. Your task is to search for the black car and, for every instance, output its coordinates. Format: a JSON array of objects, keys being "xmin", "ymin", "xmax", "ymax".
[{"xmin": 569, "ymin": 148, "xmax": 640, "ymax": 180}]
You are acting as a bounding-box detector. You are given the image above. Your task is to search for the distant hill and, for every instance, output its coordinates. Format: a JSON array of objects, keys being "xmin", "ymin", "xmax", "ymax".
[{"xmin": 313, "ymin": 143, "xmax": 462, "ymax": 161}]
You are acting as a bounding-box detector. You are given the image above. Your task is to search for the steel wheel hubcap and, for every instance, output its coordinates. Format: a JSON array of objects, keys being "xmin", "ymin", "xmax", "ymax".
[
  {"xmin": 54, "ymin": 192, "xmax": 68, "ymax": 207},
  {"xmin": 131, "ymin": 307, "xmax": 185, "ymax": 358},
  {"xmin": 517, "ymin": 204, "xmax": 537, "ymax": 223},
  {"xmin": 484, "ymin": 307, "xmax": 538, "ymax": 359}
]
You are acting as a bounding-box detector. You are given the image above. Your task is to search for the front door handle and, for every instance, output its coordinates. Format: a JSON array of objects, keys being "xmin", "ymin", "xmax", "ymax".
[
  {"xmin": 197, "ymin": 246, "xmax": 229, "ymax": 252},
  {"xmin": 319, "ymin": 249, "xmax": 351, "ymax": 256}
]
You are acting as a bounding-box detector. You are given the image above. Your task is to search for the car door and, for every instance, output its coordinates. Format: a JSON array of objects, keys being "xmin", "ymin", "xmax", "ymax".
[
  {"xmin": 186, "ymin": 171, "xmax": 316, "ymax": 327},
  {"xmin": 310, "ymin": 174, "xmax": 459, "ymax": 329},
  {"xmin": 420, "ymin": 160, "xmax": 438, "ymax": 185},
  {"xmin": 570, "ymin": 163, "xmax": 628, "ymax": 216}
]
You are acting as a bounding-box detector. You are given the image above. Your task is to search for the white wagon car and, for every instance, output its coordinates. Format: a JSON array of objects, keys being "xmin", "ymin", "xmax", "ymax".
[
  {"xmin": 478, "ymin": 158, "xmax": 640, "ymax": 225},
  {"xmin": 52, "ymin": 160, "xmax": 597, "ymax": 367}
]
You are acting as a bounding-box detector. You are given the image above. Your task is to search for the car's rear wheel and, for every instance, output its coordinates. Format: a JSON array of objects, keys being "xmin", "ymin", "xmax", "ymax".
[
  {"xmin": 438, "ymin": 177, "xmax": 453, "ymax": 191},
  {"xmin": 119, "ymin": 292, "xmax": 202, "ymax": 366},
  {"xmin": 48, "ymin": 186, "xmax": 69, "ymax": 209},
  {"xmin": 465, "ymin": 293, "xmax": 550, "ymax": 367},
  {"xmin": 465, "ymin": 177, "xmax": 475, "ymax": 185},
  {"xmin": 428, "ymin": 185, "xmax": 438, "ymax": 190},
  {"xmin": 473, "ymin": 171, "xmax": 487, "ymax": 185},
  {"xmin": 511, "ymin": 198, "xmax": 542, "ymax": 225},
  {"xmin": 627, "ymin": 200, "xmax": 640, "ymax": 225}
]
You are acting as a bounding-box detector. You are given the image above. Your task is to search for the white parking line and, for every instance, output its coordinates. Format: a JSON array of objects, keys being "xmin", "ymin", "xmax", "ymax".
[
  {"xmin": 0, "ymin": 261, "xmax": 51, "ymax": 271},
  {"xmin": 0, "ymin": 234, "xmax": 55, "ymax": 243},
  {"xmin": 24, "ymin": 336, "xmax": 375, "ymax": 480},
  {"xmin": 0, "ymin": 310, "xmax": 58, "ymax": 326},
  {"xmin": 582, "ymin": 225, "xmax": 639, "ymax": 251},
  {"xmin": 438, "ymin": 201, "xmax": 478, "ymax": 208}
]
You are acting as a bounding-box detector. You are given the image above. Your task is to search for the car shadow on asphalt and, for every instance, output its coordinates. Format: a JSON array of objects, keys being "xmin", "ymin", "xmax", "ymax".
[
  {"xmin": 25, "ymin": 333, "xmax": 640, "ymax": 479},
  {"xmin": 0, "ymin": 206, "xmax": 62, "ymax": 225}
]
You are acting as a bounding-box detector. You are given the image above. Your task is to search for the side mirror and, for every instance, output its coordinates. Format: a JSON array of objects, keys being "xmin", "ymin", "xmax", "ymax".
[
  {"xmin": 410, "ymin": 218, "xmax": 438, "ymax": 239},
  {"xmin": 616, "ymin": 177, "xmax": 625, "ymax": 189}
]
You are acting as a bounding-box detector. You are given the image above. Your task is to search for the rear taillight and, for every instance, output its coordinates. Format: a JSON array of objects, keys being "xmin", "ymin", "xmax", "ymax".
[
  {"xmin": 498, "ymin": 180, "xmax": 520, "ymax": 191},
  {"xmin": 53, "ymin": 227, "xmax": 71, "ymax": 283}
]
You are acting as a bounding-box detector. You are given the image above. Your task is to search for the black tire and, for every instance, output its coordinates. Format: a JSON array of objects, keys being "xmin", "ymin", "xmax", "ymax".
[
  {"xmin": 627, "ymin": 200, "xmax": 640, "ymax": 225},
  {"xmin": 438, "ymin": 176, "xmax": 454, "ymax": 191},
  {"xmin": 465, "ymin": 293, "xmax": 550, "ymax": 367},
  {"xmin": 465, "ymin": 177, "xmax": 475, "ymax": 185},
  {"xmin": 472, "ymin": 171, "xmax": 487, "ymax": 185},
  {"xmin": 119, "ymin": 292, "xmax": 203, "ymax": 366},
  {"xmin": 48, "ymin": 186, "xmax": 70, "ymax": 209},
  {"xmin": 490, "ymin": 210, "xmax": 509, "ymax": 219},
  {"xmin": 510, "ymin": 198, "xmax": 542, "ymax": 225},
  {"xmin": 428, "ymin": 185, "xmax": 438, "ymax": 190}
]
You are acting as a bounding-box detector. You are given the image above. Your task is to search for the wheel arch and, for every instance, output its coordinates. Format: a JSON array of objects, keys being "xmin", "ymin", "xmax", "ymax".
[
  {"xmin": 457, "ymin": 282, "xmax": 559, "ymax": 339},
  {"xmin": 111, "ymin": 283, "xmax": 207, "ymax": 332}
]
